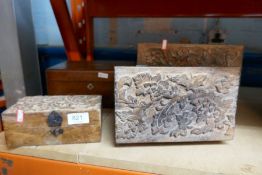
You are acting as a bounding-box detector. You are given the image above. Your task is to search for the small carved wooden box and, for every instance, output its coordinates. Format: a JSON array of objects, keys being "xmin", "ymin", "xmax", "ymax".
[
  {"xmin": 115, "ymin": 44, "xmax": 243, "ymax": 144},
  {"xmin": 2, "ymin": 95, "xmax": 101, "ymax": 148}
]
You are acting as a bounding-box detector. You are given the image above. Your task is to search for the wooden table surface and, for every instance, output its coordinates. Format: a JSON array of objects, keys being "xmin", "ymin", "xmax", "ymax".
[{"xmin": 0, "ymin": 87, "xmax": 261, "ymax": 175}]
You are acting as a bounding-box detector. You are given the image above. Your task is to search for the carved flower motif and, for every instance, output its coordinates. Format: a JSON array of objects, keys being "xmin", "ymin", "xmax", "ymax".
[
  {"xmin": 190, "ymin": 94, "xmax": 220, "ymax": 124},
  {"xmin": 214, "ymin": 76, "xmax": 235, "ymax": 94},
  {"xmin": 152, "ymin": 97, "xmax": 197, "ymax": 137},
  {"xmin": 169, "ymin": 47, "xmax": 190, "ymax": 66},
  {"xmin": 133, "ymin": 73, "xmax": 161, "ymax": 96},
  {"xmin": 133, "ymin": 73, "xmax": 177, "ymax": 102},
  {"xmin": 176, "ymin": 111, "xmax": 197, "ymax": 130},
  {"xmin": 154, "ymin": 81, "xmax": 177, "ymax": 100},
  {"xmin": 115, "ymin": 110, "xmax": 148, "ymax": 139},
  {"xmin": 146, "ymin": 48, "xmax": 167, "ymax": 66},
  {"xmin": 116, "ymin": 70, "xmax": 236, "ymax": 141}
]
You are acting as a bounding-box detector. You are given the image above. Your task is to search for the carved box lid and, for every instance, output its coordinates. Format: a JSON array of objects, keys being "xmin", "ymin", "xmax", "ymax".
[
  {"xmin": 3, "ymin": 95, "xmax": 102, "ymax": 115},
  {"xmin": 115, "ymin": 66, "xmax": 240, "ymax": 143},
  {"xmin": 137, "ymin": 43, "xmax": 244, "ymax": 67}
]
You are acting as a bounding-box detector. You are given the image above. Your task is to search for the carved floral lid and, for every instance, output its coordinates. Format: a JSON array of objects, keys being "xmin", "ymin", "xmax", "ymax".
[{"xmin": 3, "ymin": 95, "xmax": 101, "ymax": 114}]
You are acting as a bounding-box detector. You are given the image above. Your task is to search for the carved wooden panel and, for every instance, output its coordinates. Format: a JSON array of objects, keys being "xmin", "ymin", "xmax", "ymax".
[
  {"xmin": 115, "ymin": 67, "xmax": 241, "ymax": 144},
  {"xmin": 137, "ymin": 43, "xmax": 243, "ymax": 67},
  {"xmin": 2, "ymin": 95, "xmax": 102, "ymax": 148}
]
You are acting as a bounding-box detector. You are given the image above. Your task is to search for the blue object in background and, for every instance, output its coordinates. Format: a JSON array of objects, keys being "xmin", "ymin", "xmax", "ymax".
[
  {"xmin": 0, "ymin": 108, "xmax": 5, "ymax": 114},
  {"xmin": 38, "ymin": 47, "xmax": 67, "ymax": 94},
  {"xmin": 241, "ymin": 52, "xmax": 262, "ymax": 87}
]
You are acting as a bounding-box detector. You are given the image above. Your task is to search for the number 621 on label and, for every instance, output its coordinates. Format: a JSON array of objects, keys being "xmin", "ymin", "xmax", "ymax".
[{"xmin": 67, "ymin": 112, "xmax": 89, "ymax": 125}]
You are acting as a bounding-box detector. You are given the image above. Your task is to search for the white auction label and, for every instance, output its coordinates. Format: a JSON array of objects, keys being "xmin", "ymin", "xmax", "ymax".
[
  {"xmin": 98, "ymin": 72, "xmax": 109, "ymax": 79},
  {"xmin": 67, "ymin": 112, "xmax": 90, "ymax": 125},
  {"xmin": 16, "ymin": 109, "xmax": 24, "ymax": 123},
  {"xmin": 162, "ymin": 39, "xmax": 168, "ymax": 50}
]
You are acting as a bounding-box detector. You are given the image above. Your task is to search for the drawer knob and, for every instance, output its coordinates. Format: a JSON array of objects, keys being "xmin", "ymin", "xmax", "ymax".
[{"xmin": 87, "ymin": 83, "xmax": 95, "ymax": 90}]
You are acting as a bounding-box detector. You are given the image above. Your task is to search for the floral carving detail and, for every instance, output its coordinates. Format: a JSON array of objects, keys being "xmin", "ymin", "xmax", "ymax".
[
  {"xmin": 4, "ymin": 95, "xmax": 101, "ymax": 113},
  {"xmin": 115, "ymin": 110, "xmax": 148, "ymax": 139},
  {"xmin": 138, "ymin": 44, "xmax": 243, "ymax": 67},
  {"xmin": 115, "ymin": 68, "xmax": 240, "ymax": 143}
]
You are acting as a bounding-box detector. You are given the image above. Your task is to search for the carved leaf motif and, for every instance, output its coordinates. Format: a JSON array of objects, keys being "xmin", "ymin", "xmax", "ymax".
[
  {"xmin": 115, "ymin": 109, "xmax": 148, "ymax": 139},
  {"xmin": 192, "ymin": 75, "xmax": 207, "ymax": 87},
  {"xmin": 115, "ymin": 69, "xmax": 237, "ymax": 141},
  {"xmin": 142, "ymin": 45, "xmax": 242, "ymax": 67},
  {"xmin": 170, "ymin": 129, "xmax": 187, "ymax": 137},
  {"xmin": 191, "ymin": 129, "xmax": 202, "ymax": 135}
]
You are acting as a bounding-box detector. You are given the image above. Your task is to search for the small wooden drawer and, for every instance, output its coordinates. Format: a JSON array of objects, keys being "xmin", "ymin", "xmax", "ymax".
[{"xmin": 47, "ymin": 81, "xmax": 113, "ymax": 95}]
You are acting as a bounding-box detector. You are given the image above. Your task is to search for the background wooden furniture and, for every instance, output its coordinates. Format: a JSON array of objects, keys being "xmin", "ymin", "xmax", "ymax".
[
  {"xmin": 50, "ymin": 0, "xmax": 262, "ymax": 62},
  {"xmin": 46, "ymin": 61, "xmax": 134, "ymax": 107}
]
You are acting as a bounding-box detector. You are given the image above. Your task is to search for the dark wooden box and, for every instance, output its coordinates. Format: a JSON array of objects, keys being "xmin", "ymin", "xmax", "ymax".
[{"xmin": 46, "ymin": 61, "xmax": 134, "ymax": 108}]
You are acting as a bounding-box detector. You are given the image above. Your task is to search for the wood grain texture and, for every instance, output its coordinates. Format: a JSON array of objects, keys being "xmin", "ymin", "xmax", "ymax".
[
  {"xmin": 2, "ymin": 95, "xmax": 102, "ymax": 148},
  {"xmin": 46, "ymin": 61, "xmax": 135, "ymax": 108},
  {"xmin": 137, "ymin": 43, "xmax": 243, "ymax": 67},
  {"xmin": 115, "ymin": 67, "xmax": 241, "ymax": 144}
]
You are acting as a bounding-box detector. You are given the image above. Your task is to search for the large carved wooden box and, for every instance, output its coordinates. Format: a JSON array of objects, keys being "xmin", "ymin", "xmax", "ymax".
[
  {"xmin": 2, "ymin": 95, "xmax": 101, "ymax": 148},
  {"xmin": 115, "ymin": 44, "xmax": 243, "ymax": 144}
]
